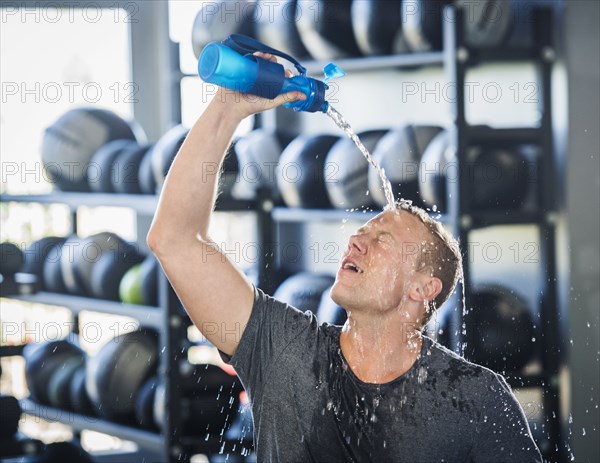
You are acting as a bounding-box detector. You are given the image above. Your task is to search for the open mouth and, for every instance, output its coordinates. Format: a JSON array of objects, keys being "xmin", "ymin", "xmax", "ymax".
[{"xmin": 342, "ymin": 259, "xmax": 363, "ymax": 274}]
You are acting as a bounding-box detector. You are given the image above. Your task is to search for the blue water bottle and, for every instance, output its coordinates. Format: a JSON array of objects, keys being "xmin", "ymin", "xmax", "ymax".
[{"xmin": 198, "ymin": 34, "xmax": 344, "ymax": 113}]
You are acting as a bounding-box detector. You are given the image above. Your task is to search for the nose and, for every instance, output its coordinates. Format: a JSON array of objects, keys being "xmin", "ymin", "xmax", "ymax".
[{"xmin": 348, "ymin": 233, "xmax": 367, "ymax": 255}]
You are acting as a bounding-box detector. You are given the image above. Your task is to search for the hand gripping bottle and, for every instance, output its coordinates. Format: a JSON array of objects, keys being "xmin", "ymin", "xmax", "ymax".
[{"xmin": 198, "ymin": 34, "xmax": 345, "ymax": 113}]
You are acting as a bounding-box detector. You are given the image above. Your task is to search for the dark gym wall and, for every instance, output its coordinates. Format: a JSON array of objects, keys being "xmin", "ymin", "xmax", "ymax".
[{"xmin": 565, "ymin": 1, "xmax": 600, "ymax": 461}]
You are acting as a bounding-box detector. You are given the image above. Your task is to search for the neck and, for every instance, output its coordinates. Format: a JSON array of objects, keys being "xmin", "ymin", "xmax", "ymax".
[{"xmin": 339, "ymin": 311, "xmax": 423, "ymax": 384}]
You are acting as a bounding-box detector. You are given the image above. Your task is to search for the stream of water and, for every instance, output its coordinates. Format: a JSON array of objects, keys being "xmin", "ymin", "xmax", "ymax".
[{"xmin": 326, "ymin": 106, "xmax": 396, "ymax": 211}]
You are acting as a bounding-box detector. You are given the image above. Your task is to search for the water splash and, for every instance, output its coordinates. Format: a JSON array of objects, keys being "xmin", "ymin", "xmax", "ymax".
[
  {"xmin": 326, "ymin": 106, "xmax": 396, "ymax": 210},
  {"xmin": 459, "ymin": 270, "xmax": 467, "ymax": 357}
]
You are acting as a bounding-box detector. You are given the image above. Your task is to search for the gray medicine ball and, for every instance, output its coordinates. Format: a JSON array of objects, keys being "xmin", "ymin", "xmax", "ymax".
[
  {"xmin": 368, "ymin": 125, "xmax": 443, "ymax": 208},
  {"xmin": 232, "ymin": 129, "xmax": 293, "ymax": 201},
  {"xmin": 150, "ymin": 125, "xmax": 189, "ymax": 191},
  {"xmin": 86, "ymin": 329, "xmax": 159, "ymax": 420},
  {"xmin": 325, "ymin": 129, "xmax": 388, "ymax": 209},
  {"xmin": 274, "ymin": 272, "xmax": 335, "ymax": 313},
  {"xmin": 192, "ymin": 1, "xmax": 257, "ymax": 59},
  {"xmin": 42, "ymin": 107, "xmax": 142, "ymax": 191}
]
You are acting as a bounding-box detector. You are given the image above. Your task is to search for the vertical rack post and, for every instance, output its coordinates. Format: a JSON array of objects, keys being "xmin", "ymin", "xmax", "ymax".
[
  {"xmin": 70, "ymin": 210, "xmax": 78, "ymax": 235},
  {"xmin": 443, "ymin": 6, "xmax": 472, "ymax": 356},
  {"xmin": 159, "ymin": 276, "xmax": 187, "ymax": 463},
  {"xmin": 533, "ymin": 7, "xmax": 566, "ymax": 461}
]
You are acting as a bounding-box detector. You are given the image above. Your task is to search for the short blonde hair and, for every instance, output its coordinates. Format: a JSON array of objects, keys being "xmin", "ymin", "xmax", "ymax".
[{"xmin": 396, "ymin": 201, "xmax": 463, "ymax": 326}]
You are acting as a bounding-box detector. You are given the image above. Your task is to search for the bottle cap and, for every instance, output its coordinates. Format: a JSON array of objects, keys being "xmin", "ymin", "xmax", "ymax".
[{"xmin": 323, "ymin": 63, "xmax": 346, "ymax": 83}]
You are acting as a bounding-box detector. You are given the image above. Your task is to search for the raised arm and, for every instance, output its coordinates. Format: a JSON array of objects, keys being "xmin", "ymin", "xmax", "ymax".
[{"xmin": 147, "ymin": 62, "xmax": 304, "ymax": 356}]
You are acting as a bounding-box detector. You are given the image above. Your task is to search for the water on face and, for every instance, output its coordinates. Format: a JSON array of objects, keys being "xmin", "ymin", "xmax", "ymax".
[
  {"xmin": 327, "ymin": 106, "xmax": 396, "ymax": 211},
  {"xmin": 327, "ymin": 108, "xmax": 470, "ymax": 359}
]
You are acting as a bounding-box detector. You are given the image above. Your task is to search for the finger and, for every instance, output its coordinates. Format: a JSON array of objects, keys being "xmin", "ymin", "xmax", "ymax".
[
  {"xmin": 285, "ymin": 69, "xmax": 294, "ymax": 78},
  {"xmin": 271, "ymin": 91, "xmax": 306, "ymax": 108},
  {"xmin": 253, "ymin": 51, "xmax": 277, "ymax": 63}
]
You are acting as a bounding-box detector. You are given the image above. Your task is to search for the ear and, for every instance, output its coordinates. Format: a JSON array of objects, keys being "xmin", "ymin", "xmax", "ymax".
[{"xmin": 408, "ymin": 275, "xmax": 443, "ymax": 303}]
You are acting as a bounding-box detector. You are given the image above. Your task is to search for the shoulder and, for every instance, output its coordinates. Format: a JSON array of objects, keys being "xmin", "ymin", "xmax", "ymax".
[
  {"xmin": 254, "ymin": 287, "xmax": 336, "ymax": 339},
  {"xmin": 423, "ymin": 336, "xmax": 506, "ymax": 391}
]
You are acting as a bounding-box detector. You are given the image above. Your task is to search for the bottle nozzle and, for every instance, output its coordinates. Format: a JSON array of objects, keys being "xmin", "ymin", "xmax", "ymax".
[{"xmin": 323, "ymin": 63, "xmax": 346, "ymax": 83}]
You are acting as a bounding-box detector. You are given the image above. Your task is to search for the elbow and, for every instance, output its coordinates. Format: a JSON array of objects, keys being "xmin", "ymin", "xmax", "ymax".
[
  {"xmin": 146, "ymin": 226, "xmax": 171, "ymax": 258},
  {"xmin": 147, "ymin": 226, "xmax": 201, "ymax": 259}
]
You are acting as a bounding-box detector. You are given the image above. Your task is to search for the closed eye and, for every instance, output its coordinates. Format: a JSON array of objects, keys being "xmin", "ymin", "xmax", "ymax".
[{"xmin": 376, "ymin": 231, "xmax": 394, "ymax": 244}]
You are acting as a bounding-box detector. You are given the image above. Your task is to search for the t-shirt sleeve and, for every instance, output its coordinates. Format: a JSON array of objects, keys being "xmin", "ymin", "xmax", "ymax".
[
  {"xmin": 218, "ymin": 286, "xmax": 317, "ymax": 401},
  {"xmin": 468, "ymin": 372, "xmax": 543, "ymax": 463}
]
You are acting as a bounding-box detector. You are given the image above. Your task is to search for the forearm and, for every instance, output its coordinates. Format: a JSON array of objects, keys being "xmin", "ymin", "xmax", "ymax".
[{"xmin": 148, "ymin": 95, "xmax": 244, "ymax": 248}]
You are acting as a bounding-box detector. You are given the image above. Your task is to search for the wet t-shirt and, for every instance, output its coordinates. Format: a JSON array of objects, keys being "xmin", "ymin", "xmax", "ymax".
[{"xmin": 221, "ymin": 287, "xmax": 542, "ymax": 463}]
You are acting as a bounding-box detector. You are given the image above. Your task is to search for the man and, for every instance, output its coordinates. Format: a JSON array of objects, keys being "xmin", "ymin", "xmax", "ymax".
[{"xmin": 148, "ymin": 54, "xmax": 542, "ymax": 462}]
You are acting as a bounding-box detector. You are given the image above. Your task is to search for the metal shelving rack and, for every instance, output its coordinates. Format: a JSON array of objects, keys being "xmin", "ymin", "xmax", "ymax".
[
  {"xmin": 0, "ymin": 192, "xmax": 265, "ymax": 463},
  {"xmin": 1, "ymin": 5, "xmax": 566, "ymax": 462},
  {"xmin": 443, "ymin": 6, "xmax": 565, "ymax": 462}
]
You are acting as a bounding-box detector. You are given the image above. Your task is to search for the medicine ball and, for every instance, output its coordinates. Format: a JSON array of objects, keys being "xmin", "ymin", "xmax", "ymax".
[
  {"xmin": 219, "ymin": 139, "xmax": 240, "ymax": 199},
  {"xmin": 1, "ymin": 435, "xmax": 44, "ymax": 461},
  {"xmin": 150, "ymin": 125, "xmax": 189, "ymax": 191},
  {"xmin": 89, "ymin": 245, "xmax": 145, "ymax": 301},
  {"xmin": 86, "ymin": 329, "xmax": 159, "ymax": 420},
  {"xmin": 134, "ymin": 376, "xmax": 158, "ymax": 430},
  {"xmin": 47, "ymin": 349, "xmax": 86, "ymax": 410},
  {"xmin": 154, "ymin": 362, "xmax": 243, "ymax": 436},
  {"xmin": 23, "ymin": 338, "xmax": 85, "ymax": 405},
  {"xmin": 40, "ymin": 441, "xmax": 94, "ymax": 463},
  {"xmin": 296, "ymin": 0, "xmax": 362, "ymax": 60},
  {"xmin": 192, "ymin": 1, "xmax": 257, "ymax": 59},
  {"xmin": 138, "ymin": 144, "xmax": 158, "ymax": 195},
  {"xmin": 274, "ymin": 272, "xmax": 335, "ymax": 313},
  {"xmin": 325, "ymin": 129, "xmax": 388, "ymax": 209},
  {"xmin": 256, "ymin": 0, "xmax": 311, "ymax": 59},
  {"xmin": 139, "ymin": 255, "xmax": 160, "ymax": 307},
  {"xmin": 69, "ymin": 366, "xmax": 95, "ymax": 415},
  {"xmin": 463, "ymin": 285, "xmax": 536, "ymax": 372},
  {"xmin": 41, "ymin": 108, "xmax": 141, "ymax": 192},
  {"xmin": 1, "ymin": 242, "xmax": 24, "ymax": 276},
  {"xmin": 112, "ymin": 143, "xmax": 152, "ymax": 194},
  {"xmin": 351, "ymin": 0, "xmax": 410, "ymax": 56},
  {"xmin": 21, "ymin": 237, "xmax": 67, "ymax": 289},
  {"xmin": 369, "ymin": 125, "xmax": 443, "ymax": 209},
  {"xmin": 119, "ymin": 263, "xmax": 145, "ymax": 305},
  {"xmin": 0, "ymin": 395, "xmax": 21, "ymax": 438},
  {"xmin": 457, "ymin": 0, "xmax": 513, "ymax": 48},
  {"xmin": 419, "ymin": 132, "xmax": 531, "ymax": 211},
  {"xmin": 401, "ymin": 0, "xmax": 452, "ymax": 52},
  {"xmin": 61, "ymin": 232, "xmax": 129, "ymax": 297},
  {"xmin": 317, "ymin": 285, "xmax": 347, "ymax": 325},
  {"xmin": 277, "ymin": 134, "xmax": 340, "ymax": 208},
  {"xmin": 231, "ymin": 129, "xmax": 294, "ymax": 201},
  {"xmin": 42, "ymin": 239, "xmax": 69, "ymax": 293},
  {"xmin": 87, "ymin": 139, "xmax": 137, "ymax": 193}
]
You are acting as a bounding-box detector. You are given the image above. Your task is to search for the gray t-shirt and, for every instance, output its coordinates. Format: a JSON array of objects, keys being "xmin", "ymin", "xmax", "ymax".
[{"xmin": 222, "ymin": 287, "xmax": 542, "ymax": 463}]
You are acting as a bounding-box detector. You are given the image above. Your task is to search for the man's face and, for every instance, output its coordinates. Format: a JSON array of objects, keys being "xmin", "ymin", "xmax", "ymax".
[{"xmin": 331, "ymin": 210, "xmax": 426, "ymax": 314}]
